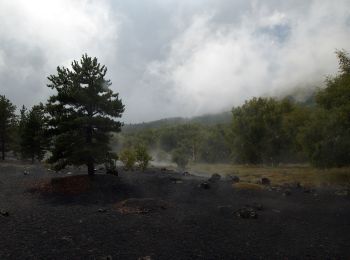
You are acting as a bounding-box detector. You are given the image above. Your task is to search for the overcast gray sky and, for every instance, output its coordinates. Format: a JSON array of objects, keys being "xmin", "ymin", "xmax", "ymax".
[{"xmin": 0, "ymin": 0, "xmax": 349, "ymax": 123}]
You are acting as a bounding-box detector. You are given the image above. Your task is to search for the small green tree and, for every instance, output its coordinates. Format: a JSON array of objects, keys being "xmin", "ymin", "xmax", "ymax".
[
  {"xmin": 0, "ymin": 95, "xmax": 16, "ymax": 160},
  {"xmin": 20, "ymin": 104, "xmax": 48, "ymax": 163},
  {"xmin": 135, "ymin": 145, "xmax": 152, "ymax": 171},
  {"xmin": 120, "ymin": 148, "xmax": 136, "ymax": 170},
  {"xmin": 46, "ymin": 54, "xmax": 125, "ymax": 175}
]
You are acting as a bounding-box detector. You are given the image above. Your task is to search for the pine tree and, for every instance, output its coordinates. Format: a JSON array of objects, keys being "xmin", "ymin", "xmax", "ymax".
[
  {"xmin": 46, "ymin": 54, "xmax": 125, "ymax": 175},
  {"xmin": 20, "ymin": 104, "xmax": 47, "ymax": 163},
  {"xmin": 0, "ymin": 95, "xmax": 16, "ymax": 160}
]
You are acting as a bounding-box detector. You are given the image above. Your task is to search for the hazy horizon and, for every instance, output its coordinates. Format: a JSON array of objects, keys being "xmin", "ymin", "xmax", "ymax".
[{"xmin": 1, "ymin": 0, "xmax": 350, "ymax": 123}]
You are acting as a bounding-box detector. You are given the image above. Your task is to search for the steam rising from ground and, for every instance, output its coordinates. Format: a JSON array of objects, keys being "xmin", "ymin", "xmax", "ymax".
[{"xmin": 0, "ymin": 0, "xmax": 350, "ymax": 122}]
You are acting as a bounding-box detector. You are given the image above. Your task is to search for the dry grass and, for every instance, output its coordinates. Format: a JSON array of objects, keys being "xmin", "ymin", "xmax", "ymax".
[
  {"xmin": 232, "ymin": 182, "xmax": 264, "ymax": 190},
  {"xmin": 189, "ymin": 163, "xmax": 350, "ymax": 187}
]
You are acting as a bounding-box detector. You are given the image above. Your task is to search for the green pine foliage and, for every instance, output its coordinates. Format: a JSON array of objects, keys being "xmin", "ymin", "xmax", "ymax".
[
  {"xmin": 19, "ymin": 104, "xmax": 48, "ymax": 162},
  {"xmin": 46, "ymin": 54, "xmax": 124, "ymax": 175}
]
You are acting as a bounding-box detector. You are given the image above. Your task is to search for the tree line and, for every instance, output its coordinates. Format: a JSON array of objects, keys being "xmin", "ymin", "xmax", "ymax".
[{"xmin": 0, "ymin": 50, "xmax": 349, "ymax": 172}]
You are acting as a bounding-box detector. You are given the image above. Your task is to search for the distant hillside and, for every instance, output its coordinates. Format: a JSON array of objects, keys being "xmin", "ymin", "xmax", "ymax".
[{"xmin": 122, "ymin": 111, "xmax": 232, "ymax": 133}]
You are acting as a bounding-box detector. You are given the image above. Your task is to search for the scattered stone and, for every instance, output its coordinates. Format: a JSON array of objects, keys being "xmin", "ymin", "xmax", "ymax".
[
  {"xmin": 182, "ymin": 171, "xmax": 191, "ymax": 176},
  {"xmin": 0, "ymin": 210, "xmax": 9, "ymax": 217},
  {"xmin": 236, "ymin": 207, "xmax": 258, "ymax": 219},
  {"xmin": 198, "ymin": 182, "xmax": 210, "ymax": 189},
  {"xmin": 283, "ymin": 189, "xmax": 292, "ymax": 196},
  {"xmin": 208, "ymin": 173, "xmax": 221, "ymax": 183},
  {"xmin": 23, "ymin": 170, "xmax": 29, "ymax": 175},
  {"xmin": 138, "ymin": 256, "xmax": 152, "ymax": 260},
  {"xmin": 115, "ymin": 198, "xmax": 170, "ymax": 215},
  {"xmin": 160, "ymin": 168, "xmax": 167, "ymax": 172},
  {"xmin": 98, "ymin": 208, "xmax": 107, "ymax": 213},
  {"xmin": 261, "ymin": 177, "xmax": 271, "ymax": 186},
  {"xmin": 66, "ymin": 172, "xmax": 72, "ymax": 175},
  {"xmin": 251, "ymin": 203, "xmax": 264, "ymax": 211},
  {"xmin": 226, "ymin": 174, "xmax": 240, "ymax": 183},
  {"xmin": 335, "ymin": 190, "xmax": 348, "ymax": 196}
]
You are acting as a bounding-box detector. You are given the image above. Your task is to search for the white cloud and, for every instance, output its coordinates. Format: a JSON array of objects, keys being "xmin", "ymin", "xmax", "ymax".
[
  {"xmin": 146, "ymin": 1, "xmax": 350, "ymax": 117},
  {"xmin": 0, "ymin": 0, "xmax": 350, "ymax": 122}
]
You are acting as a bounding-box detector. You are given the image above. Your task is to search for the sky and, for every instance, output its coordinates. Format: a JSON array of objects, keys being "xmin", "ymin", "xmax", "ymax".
[{"xmin": 0, "ymin": 0, "xmax": 350, "ymax": 123}]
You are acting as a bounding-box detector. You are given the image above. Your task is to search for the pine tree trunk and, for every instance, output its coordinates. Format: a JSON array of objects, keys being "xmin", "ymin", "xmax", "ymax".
[
  {"xmin": 1, "ymin": 138, "xmax": 5, "ymax": 160},
  {"xmin": 87, "ymin": 161, "xmax": 94, "ymax": 176}
]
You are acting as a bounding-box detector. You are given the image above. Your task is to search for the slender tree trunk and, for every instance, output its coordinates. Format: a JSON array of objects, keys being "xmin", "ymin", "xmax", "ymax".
[
  {"xmin": 87, "ymin": 161, "xmax": 94, "ymax": 176},
  {"xmin": 1, "ymin": 138, "xmax": 5, "ymax": 160},
  {"xmin": 86, "ymin": 118, "xmax": 94, "ymax": 176}
]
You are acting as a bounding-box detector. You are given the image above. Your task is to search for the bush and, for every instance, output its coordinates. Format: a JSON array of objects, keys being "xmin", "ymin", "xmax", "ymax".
[
  {"xmin": 135, "ymin": 145, "xmax": 152, "ymax": 171},
  {"xmin": 172, "ymin": 147, "xmax": 189, "ymax": 170},
  {"xmin": 119, "ymin": 149, "xmax": 136, "ymax": 170}
]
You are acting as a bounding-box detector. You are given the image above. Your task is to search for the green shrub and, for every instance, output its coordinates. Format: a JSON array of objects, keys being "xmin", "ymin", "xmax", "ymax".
[
  {"xmin": 135, "ymin": 145, "xmax": 152, "ymax": 171},
  {"xmin": 120, "ymin": 149, "xmax": 136, "ymax": 170}
]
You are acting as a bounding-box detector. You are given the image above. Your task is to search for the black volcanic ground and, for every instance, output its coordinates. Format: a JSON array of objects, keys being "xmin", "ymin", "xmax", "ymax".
[{"xmin": 0, "ymin": 162, "xmax": 349, "ymax": 259}]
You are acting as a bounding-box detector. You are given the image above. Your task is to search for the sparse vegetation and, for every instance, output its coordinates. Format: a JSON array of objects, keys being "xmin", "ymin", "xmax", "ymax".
[{"xmin": 120, "ymin": 148, "xmax": 136, "ymax": 170}]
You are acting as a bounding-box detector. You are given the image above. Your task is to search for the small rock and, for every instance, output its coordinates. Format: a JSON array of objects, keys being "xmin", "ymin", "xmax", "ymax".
[
  {"xmin": 251, "ymin": 203, "xmax": 264, "ymax": 211},
  {"xmin": 283, "ymin": 189, "xmax": 291, "ymax": 196},
  {"xmin": 160, "ymin": 168, "xmax": 167, "ymax": 172},
  {"xmin": 335, "ymin": 190, "xmax": 348, "ymax": 196},
  {"xmin": 0, "ymin": 210, "xmax": 9, "ymax": 217},
  {"xmin": 261, "ymin": 177, "xmax": 271, "ymax": 185},
  {"xmin": 182, "ymin": 171, "xmax": 191, "ymax": 176},
  {"xmin": 101, "ymin": 255, "xmax": 113, "ymax": 260},
  {"xmin": 98, "ymin": 208, "xmax": 107, "ymax": 213},
  {"xmin": 226, "ymin": 175, "xmax": 240, "ymax": 183},
  {"xmin": 23, "ymin": 170, "xmax": 29, "ymax": 175},
  {"xmin": 198, "ymin": 182, "xmax": 210, "ymax": 189},
  {"xmin": 138, "ymin": 256, "xmax": 152, "ymax": 260},
  {"xmin": 66, "ymin": 172, "xmax": 72, "ymax": 175},
  {"xmin": 236, "ymin": 207, "xmax": 258, "ymax": 219},
  {"xmin": 208, "ymin": 173, "xmax": 221, "ymax": 183}
]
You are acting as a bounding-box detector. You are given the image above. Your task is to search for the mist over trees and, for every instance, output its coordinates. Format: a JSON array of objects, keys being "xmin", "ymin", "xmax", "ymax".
[
  {"xmin": 118, "ymin": 50, "xmax": 350, "ymax": 169},
  {"xmin": 0, "ymin": 50, "xmax": 349, "ymax": 170}
]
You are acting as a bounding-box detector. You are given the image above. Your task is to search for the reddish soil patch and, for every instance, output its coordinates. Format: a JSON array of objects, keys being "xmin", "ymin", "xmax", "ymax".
[{"xmin": 30, "ymin": 175, "xmax": 92, "ymax": 195}]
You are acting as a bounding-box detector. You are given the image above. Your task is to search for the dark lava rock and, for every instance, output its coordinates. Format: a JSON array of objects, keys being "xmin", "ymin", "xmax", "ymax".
[
  {"xmin": 261, "ymin": 177, "xmax": 271, "ymax": 186},
  {"xmin": 283, "ymin": 189, "xmax": 292, "ymax": 196},
  {"xmin": 198, "ymin": 182, "xmax": 210, "ymax": 189},
  {"xmin": 208, "ymin": 173, "xmax": 221, "ymax": 183},
  {"xmin": 251, "ymin": 203, "xmax": 264, "ymax": 211},
  {"xmin": 98, "ymin": 208, "xmax": 107, "ymax": 213},
  {"xmin": 226, "ymin": 174, "xmax": 240, "ymax": 183},
  {"xmin": 0, "ymin": 210, "xmax": 9, "ymax": 217},
  {"xmin": 160, "ymin": 168, "xmax": 167, "ymax": 172},
  {"xmin": 182, "ymin": 171, "xmax": 191, "ymax": 176},
  {"xmin": 236, "ymin": 207, "xmax": 258, "ymax": 219}
]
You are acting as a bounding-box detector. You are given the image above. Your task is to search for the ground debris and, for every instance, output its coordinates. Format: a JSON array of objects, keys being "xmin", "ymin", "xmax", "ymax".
[
  {"xmin": 236, "ymin": 207, "xmax": 258, "ymax": 219},
  {"xmin": 115, "ymin": 198, "xmax": 170, "ymax": 215}
]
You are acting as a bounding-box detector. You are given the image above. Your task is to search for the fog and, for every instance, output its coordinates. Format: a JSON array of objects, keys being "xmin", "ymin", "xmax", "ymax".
[{"xmin": 0, "ymin": 0, "xmax": 350, "ymax": 122}]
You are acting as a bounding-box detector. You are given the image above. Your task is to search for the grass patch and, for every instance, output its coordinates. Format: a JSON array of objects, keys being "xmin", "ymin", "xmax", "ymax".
[
  {"xmin": 189, "ymin": 163, "xmax": 350, "ymax": 187},
  {"xmin": 232, "ymin": 182, "xmax": 263, "ymax": 190}
]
